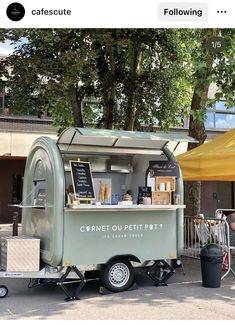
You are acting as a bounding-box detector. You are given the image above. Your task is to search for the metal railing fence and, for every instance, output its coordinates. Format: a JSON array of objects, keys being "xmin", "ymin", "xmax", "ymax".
[{"xmin": 183, "ymin": 215, "xmax": 227, "ymax": 259}]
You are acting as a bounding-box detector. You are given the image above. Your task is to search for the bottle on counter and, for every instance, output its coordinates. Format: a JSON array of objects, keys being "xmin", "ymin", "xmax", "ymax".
[
  {"xmin": 166, "ymin": 182, "xmax": 171, "ymax": 191},
  {"xmin": 174, "ymin": 193, "xmax": 180, "ymax": 205},
  {"xmin": 159, "ymin": 182, "xmax": 165, "ymax": 191}
]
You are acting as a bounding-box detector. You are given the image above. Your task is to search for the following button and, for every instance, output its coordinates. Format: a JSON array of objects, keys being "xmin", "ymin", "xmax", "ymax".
[{"xmin": 158, "ymin": 2, "xmax": 208, "ymax": 21}]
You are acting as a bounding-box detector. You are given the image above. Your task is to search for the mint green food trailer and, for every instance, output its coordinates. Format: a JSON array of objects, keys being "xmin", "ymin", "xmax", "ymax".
[{"xmin": 20, "ymin": 127, "xmax": 194, "ymax": 294}]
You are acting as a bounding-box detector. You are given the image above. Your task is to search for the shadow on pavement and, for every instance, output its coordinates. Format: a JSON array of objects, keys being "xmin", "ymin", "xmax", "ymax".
[{"xmin": 0, "ymin": 257, "xmax": 235, "ymax": 320}]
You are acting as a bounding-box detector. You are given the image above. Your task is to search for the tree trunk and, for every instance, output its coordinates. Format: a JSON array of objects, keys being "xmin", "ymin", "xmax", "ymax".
[
  {"xmin": 124, "ymin": 44, "xmax": 142, "ymax": 131},
  {"xmin": 185, "ymin": 30, "xmax": 214, "ymax": 217},
  {"xmin": 185, "ymin": 81, "xmax": 211, "ymax": 216},
  {"xmin": 102, "ymin": 41, "xmax": 116, "ymax": 129},
  {"xmin": 102, "ymin": 92, "xmax": 116, "ymax": 129},
  {"xmin": 68, "ymin": 84, "xmax": 84, "ymax": 127}
]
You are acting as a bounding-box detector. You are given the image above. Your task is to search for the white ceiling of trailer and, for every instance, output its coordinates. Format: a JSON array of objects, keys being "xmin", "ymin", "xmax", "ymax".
[{"xmin": 57, "ymin": 127, "xmax": 196, "ymax": 151}]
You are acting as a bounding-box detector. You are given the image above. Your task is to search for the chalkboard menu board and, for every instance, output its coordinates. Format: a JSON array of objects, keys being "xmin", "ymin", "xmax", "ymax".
[
  {"xmin": 149, "ymin": 161, "xmax": 179, "ymax": 177},
  {"xmin": 70, "ymin": 161, "xmax": 95, "ymax": 200},
  {"xmin": 138, "ymin": 186, "xmax": 152, "ymax": 204}
]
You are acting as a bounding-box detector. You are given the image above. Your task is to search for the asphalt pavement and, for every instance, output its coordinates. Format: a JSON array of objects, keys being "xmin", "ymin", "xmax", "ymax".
[{"xmin": 0, "ymin": 257, "xmax": 235, "ymax": 320}]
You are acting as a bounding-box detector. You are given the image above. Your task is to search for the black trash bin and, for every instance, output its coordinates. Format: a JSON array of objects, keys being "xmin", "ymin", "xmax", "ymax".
[{"xmin": 200, "ymin": 244, "xmax": 223, "ymax": 288}]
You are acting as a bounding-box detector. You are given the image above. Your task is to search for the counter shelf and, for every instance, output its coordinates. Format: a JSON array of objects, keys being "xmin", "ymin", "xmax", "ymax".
[
  {"xmin": 10, "ymin": 204, "xmax": 186, "ymax": 211},
  {"xmin": 65, "ymin": 204, "xmax": 185, "ymax": 212}
]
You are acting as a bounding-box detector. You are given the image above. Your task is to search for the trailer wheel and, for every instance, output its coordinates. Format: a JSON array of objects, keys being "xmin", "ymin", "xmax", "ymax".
[
  {"xmin": 100, "ymin": 259, "xmax": 134, "ymax": 292},
  {"xmin": 0, "ymin": 285, "xmax": 8, "ymax": 298}
]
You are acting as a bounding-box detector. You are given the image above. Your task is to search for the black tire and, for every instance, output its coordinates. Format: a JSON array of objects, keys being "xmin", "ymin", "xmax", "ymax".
[
  {"xmin": 100, "ymin": 259, "xmax": 134, "ymax": 292},
  {"xmin": 0, "ymin": 285, "xmax": 8, "ymax": 298}
]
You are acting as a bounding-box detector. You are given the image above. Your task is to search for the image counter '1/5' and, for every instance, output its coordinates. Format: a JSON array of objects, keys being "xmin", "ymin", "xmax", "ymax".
[{"xmin": 206, "ymin": 36, "xmax": 226, "ymax": 54}]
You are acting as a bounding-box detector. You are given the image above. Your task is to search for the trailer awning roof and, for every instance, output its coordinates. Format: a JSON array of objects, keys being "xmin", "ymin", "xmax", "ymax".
[{"xmin": 57, "ymin": 127, "xmax": 196, "ymax": 154}]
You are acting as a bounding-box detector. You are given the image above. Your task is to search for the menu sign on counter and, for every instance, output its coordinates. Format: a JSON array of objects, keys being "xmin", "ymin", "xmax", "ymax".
[
  {"xmin": 149, "ymin": 161, "xmax": 179, "ymax": 177},
  {"xmin": 138, "ymin": 186, "xmax": 152, "ymax": 204},
  {"xmin": 70, "ymin": 161, "xmax": 95, "ymax": 200}
]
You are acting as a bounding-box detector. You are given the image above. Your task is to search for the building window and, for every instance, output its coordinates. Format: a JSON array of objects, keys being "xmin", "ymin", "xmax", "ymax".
[
  {"xmin": 206, "ymin": 101, "xmax": 235, "ymax": 130},
  {"xmin": 205, "ymin": 112, "xmax": 215, "ymax": 129},
  {"xmin": 215, "ymin": 113, "xmax": 235, "ymax": 129}
]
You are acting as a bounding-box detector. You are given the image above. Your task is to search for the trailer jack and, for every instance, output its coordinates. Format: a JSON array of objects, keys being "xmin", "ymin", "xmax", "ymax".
[
  {"xmin": 146, "ymin": 260, "xmax": 175, "ymax": 286},
  {"xmin": 57, "ymin": 266, "xmax": 85, "ymax": 302}
]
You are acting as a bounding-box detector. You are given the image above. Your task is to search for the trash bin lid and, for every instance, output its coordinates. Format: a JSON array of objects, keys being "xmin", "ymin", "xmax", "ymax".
[{"xmin": 200, "ymin": 243, "xmax": 223, "ymax": 257}]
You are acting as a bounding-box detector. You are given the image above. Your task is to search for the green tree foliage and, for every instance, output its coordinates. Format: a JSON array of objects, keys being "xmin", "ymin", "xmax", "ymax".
[
  {"xmin": 1, "ymin": 28, "xmax": 234, "ymax": 138},
  {"xmin": 1, "ymin": 28, "xmax": 193, "ymax": 131},
  {"xmin": 186, "ymin": 29, "xmax": 235, "ymax": 147},
  {"xmin": 120, "ymin": 29, "xmax": 192, "ymax": 130},
  {"xmin": 3, "ymin": 29, "xmax": 98, "ymax": 127}
]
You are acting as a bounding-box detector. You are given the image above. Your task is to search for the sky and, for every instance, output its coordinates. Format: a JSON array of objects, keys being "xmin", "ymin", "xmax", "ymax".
[
  {"xmin": 0, "ymin": 37, "xmax": 28, "ymax": 56},
  {"xmin": 0, "ymin": 40, "xmax": 15, "ymax": 55}
]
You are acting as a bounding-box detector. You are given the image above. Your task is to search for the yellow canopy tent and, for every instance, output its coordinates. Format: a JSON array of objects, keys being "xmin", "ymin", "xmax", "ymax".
[{"xmin": 177, "ymin": 128, "xmax": 235, "ymax": 181}]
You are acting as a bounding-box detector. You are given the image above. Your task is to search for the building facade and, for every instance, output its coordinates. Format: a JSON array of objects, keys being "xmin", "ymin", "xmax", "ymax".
[{"xmin": 0, "ymin": 112, "xmax": 57, "ymax": 223}]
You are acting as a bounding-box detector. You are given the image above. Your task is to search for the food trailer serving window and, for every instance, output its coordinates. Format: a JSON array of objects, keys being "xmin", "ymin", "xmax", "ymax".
[{"xmin": 57, "ymin": 128, "xmax": 196, "ymax": 206}]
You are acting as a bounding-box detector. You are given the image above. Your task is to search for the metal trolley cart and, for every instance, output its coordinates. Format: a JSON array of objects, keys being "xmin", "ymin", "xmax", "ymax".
[
  {"xmin": 0, "ymin": 128, "xmax": 195, "ymax": 300},
  {"xmin": 0, "ymin": 265, "xmax": 85, "ymax": 301}
]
